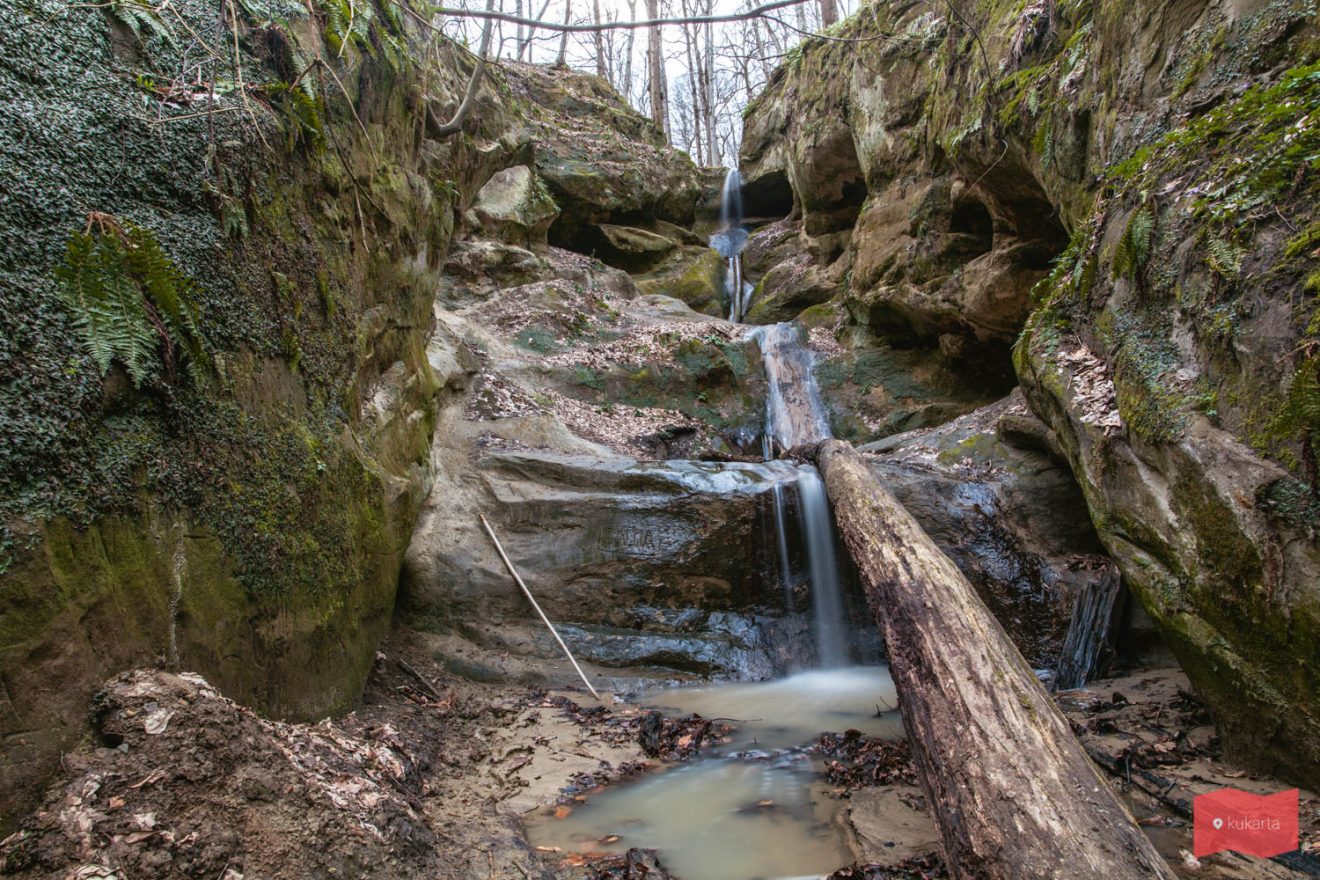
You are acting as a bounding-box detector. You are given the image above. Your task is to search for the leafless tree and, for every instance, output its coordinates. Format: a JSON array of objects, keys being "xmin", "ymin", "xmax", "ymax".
[
  {"xmin": 646, "ymin": 0, "xmax": 669, "ymax": 135},
  {"xmin": 424, "ymin": 0, "xmax": 850, "ymax": 158}
]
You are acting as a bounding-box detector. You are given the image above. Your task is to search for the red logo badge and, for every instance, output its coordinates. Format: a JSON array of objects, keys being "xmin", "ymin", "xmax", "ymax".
[{"xmin": 1193, "ymin": 788, "xmax": 1299, "ymax": 858}]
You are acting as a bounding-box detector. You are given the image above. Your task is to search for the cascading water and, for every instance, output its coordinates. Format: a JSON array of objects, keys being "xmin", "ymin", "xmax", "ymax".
[
  {"xmin": 748, "ymin": 322, "xmax": 849, "ymax": 668},
  {"xmin": 529, "ymin": 322, "xmax": 896, "ymax": 879},
  {"xmin": 710, "ymin": 169, "xmax": 752, "ymax": 323},
  {"xmin": 749, "ymin": 322, "xmax": 832, "ymax": 455}
]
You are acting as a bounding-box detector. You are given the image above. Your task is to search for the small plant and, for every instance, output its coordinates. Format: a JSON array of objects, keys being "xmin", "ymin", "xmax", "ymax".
[
  {"xmin": 1206, "ymin": 235, "xmax": 1246, "ymax": 280},
  {"xmin": 1283, "ymin": 356, "xmax": 1320, "ymax": 496},
  {"xmin": 55, "ymin": 214, "xmax": 209, "ymax": 388},
  {"xmin": 1111, "ymin": 206, "xmax": 1154, "ymax": 282},
  {"xmin": 108, "ymin": 0, "xmax": 176, "ymax": 47},
  {"xmin": 264, "ymin": 80, "xmax": 325, "ymax": 150}
]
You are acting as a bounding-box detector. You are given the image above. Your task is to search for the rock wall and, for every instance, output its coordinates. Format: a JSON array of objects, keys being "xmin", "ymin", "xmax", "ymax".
[
  {"xmin": 0, "ymin": 0, "xmax": 703, "ymax": 826},
  {"xmin": 740, "ymin": 0, "xmax": 1320, "ymax": 787}
]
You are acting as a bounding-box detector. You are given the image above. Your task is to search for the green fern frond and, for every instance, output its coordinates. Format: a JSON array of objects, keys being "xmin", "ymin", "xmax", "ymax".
[
  {"xmin": 266, "ymin": 82, "xmax": 325, "ymax": 151},
  {"xmin": 54, "ymin": 220, "xmax": 209, "ymax": 388},
  {"xmin": 290, "ymin": 48, "xmax": 319, "ymax": 99},
  {"xmin": 1207, "ymin": 235, "xmax": 1246, "ymax": 280},
  {"xmin": 322, "ymin": 0, "xmax": 374, "ymax": 55},
  {"xmin": 109, "ymin": 0, "xmax": 177, "ymax": 47},
  {"xmin": 1287, "ymin": 357, "xmax": 1320, "ymax": 431},
  {"xmin": 1112, "ymin": 206, "xmax": 1155, "ymax": 282}
]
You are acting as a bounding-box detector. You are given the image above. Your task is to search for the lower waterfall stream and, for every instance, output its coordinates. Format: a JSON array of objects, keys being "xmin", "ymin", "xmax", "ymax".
[{"xmin": 527, "ymin": 322, "xmax": 896, "ymax": 878}]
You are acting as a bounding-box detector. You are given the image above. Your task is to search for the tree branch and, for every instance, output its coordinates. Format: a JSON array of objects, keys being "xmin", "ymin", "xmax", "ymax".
[
  {"xmin": 430, "ymin": 0, "xmax": 497, "ymax": 137},
  {"xmin": 421, "ymin": 0, "xmax": 814, "ymax": 33}
]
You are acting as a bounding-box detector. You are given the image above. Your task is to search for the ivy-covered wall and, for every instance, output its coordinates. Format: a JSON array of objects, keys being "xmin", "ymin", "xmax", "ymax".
[{"xmin": 0, "ymin": 0, "xmax": 499, "ymax": 827}]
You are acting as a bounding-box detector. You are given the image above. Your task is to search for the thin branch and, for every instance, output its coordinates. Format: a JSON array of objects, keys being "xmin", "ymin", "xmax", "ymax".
[
  {"xmin": 224, "ymin": 0, "xmax": 272, "ymax": 151},
  {"xmin": 760, "ymin": 12, "xmax": 896, "ymax": 43},
  {"xmin": 418, "ymin": 0, "xmax": 814, "ymax": 33},
  {"xmin": 941, "ymin": 0, "xmax": 996, "ymax": 96}
]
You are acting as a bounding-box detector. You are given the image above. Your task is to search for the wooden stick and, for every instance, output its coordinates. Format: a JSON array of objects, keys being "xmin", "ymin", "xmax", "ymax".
[
  {"xmin": 397, "ymin": 659, "xmax": 444, "ymax": 701},
  {"xmin": 479, "ymin": 514, "xmax": 602, "ymax": 700}
]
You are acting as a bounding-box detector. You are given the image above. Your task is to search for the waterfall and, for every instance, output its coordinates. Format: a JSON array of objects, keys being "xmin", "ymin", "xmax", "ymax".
[
  {"xmin": 750, "ymin": 321, "xmax": 849, "ymax": 667},
  {"xmin": 747, "ymin": 323, "xmax": 832, "ymax": 455},
  {"xmin": 719, "ymin": 167, "xmax": 743, "ymax": 229},
  {"xmin": 710, "ymin": 169, "xmax": 752, "ymax": 323},
  {"xmin": 795, "ymin": 469, "xmax": 849, "ymax": 668}
]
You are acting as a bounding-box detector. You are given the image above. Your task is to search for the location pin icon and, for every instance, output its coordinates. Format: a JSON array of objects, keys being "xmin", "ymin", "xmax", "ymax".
[{"xmin": 1212, "ymin": 817, "xmax": 1224, "ymax": 830}]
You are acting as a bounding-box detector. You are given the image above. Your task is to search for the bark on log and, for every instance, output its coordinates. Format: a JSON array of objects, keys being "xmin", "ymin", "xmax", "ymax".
[{"xmin": 814, "ymin": 438, "xmax": 1175, "ymax": 880}]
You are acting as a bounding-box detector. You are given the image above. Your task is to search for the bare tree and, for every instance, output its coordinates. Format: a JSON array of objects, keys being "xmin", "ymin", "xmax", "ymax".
[
  {"xmin": 422, "ymin": 0, "xmax": 841, "ymax": 156},
  {"xmin": 621, "ymin": 0, "xmax": 637, "ymax": 99},
  {"xmin": 646, "ymin": 0, "xmax": 669, "ymax": 135},
  {"xmin": 513, "ymin": 0, "xmax": 524, "ymax": 58},
  {"xmin": 702, "ymin": 3, "xmax": 716, "ymax": 164},
  {"xmin": 555, "ymin": 0, "xmax": 572, "ymax": 66},
  {"xmin": 518, "ymin": 0, "xmax": 553, "ymax": 60},
  {"xmin": 591, "ymin": 0, "xmax": 606, "ymax": 76}
]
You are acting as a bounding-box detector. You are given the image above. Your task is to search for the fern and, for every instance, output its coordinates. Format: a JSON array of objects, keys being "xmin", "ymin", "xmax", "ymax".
[
  {"xmin": 55, "ymin": 218, "xmax": 209, "ymax": 388},
  {"xmin": 322, "ymin": 0, "xmax": 374, "ymax": 56},
  {"xmin": 1112, "ymin": 206, "xmax": 1154, "ymax": 282},
  {"xmin": 108, "ymin": 0, "xmax": 176, "ymax": 47},
  {"xmin": 1206, "ymin": 235, "xmax": 1246, "ymax": 280},
  {"xmin": 266, "ymin": 81, "xmax": 326, "ymax": 150},
  {"xmin": 1287, "ymin": 357, "xmax": 1320, "ymax": 432},
  {"xmin": 289, "ymin": 48, "xmax": 320, "ymax": 100}
]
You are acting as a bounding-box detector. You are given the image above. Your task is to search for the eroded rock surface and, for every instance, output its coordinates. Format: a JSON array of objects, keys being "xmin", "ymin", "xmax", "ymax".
[{"xmin": 739, "ymin": 0, "xmax": 1320, "ymax": 784}]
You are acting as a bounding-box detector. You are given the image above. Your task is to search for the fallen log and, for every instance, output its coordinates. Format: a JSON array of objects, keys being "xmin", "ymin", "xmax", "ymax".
[{"xmin": 814, "ymin": 439, "xmax": 1175, "ymax": 880}]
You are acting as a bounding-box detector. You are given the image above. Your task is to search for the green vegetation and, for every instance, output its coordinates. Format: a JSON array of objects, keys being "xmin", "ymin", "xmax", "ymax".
[
  {"xmin": 1110, "ymin": 207, "xmax": 1154, "ymax": 284},
  {"xmin": 55, "ymin": 217, "xmax": 209, "ymax": 388}
]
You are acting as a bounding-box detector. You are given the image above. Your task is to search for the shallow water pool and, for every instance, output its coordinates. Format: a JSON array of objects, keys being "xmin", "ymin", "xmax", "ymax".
[{"xmin": 527, "ymin": 667, "xmax": 903, "ymax": 880}]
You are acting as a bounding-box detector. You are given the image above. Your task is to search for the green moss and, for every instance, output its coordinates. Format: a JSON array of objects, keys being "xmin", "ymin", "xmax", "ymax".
[
  {"xmin": 1105, "ymin": 62, "xmax": 1320, "ymax": 231},
  {"xmin": 1284, "ymin": 220, "xmax": 1320, "ymax": 260},
  {"xmin": 636, "ymin": 249, "xmax": 724, "ymax": 316}
]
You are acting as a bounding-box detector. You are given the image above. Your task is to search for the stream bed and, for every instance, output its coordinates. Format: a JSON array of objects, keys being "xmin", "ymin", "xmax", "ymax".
[{"xmin": 527, "ymin": 667, "xmax": 904, "ymax": 880}]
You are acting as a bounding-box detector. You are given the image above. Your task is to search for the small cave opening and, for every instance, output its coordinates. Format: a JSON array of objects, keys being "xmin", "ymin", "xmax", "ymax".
[
  {"xmin": 546, "ymin": 213, "xmax": 674, "ymax": 272},
  {"xmin": 944, "ymin": 191, "xmax": 996, "ymax": 264},
  {"xmin": 740, "ymin": 169, "xmax": 795, "ymax": 221},
  {"xmin": 949, "ymin": 192, "xmax": 994, "ymax": 238}
]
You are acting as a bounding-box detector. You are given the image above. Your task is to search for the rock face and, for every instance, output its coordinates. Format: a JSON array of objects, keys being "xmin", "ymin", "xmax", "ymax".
[
  {"xmin": 464, "ymin": 165, "xmax": 560, "ymax": 246},
  {"xmin": 742, "ymin": 1, "xmax": 1320, "ymax": 785},
  {"xmin": 862, "ymin": 392, "xmax": 1112, "ymax": 671},
  {"xmin": 403, "ymin": 444, "xmax": 829, "ymax": 678},
  {"xmin": 0, "ymin": 0, "xmax": 720, "ymax": 827},
  {"xmin": 511, "ymin": 65, "xmax": 702, "ymax": 267}
]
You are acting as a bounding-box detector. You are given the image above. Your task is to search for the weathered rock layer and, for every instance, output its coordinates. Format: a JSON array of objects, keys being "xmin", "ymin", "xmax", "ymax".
[{"xmin": 741, "ymin": 0, "xmax": 1320, "ymax": 785}]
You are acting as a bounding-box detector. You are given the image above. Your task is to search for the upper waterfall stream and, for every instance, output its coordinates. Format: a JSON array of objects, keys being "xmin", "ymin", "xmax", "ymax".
[{"xmin": 711, "ymin": 169, "xmax": 752, "ymax": 323}]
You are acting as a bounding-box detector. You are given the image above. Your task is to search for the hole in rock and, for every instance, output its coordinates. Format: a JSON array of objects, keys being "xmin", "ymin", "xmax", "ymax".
[{"xmin": 739, "ymin": 169, "xmax": 794, "ymax": 221}]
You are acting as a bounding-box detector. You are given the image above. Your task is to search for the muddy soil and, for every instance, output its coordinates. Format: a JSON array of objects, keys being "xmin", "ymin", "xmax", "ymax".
[{"xmin": 1, "ymin": 640, "xmax": 1314, "ymax": 880}]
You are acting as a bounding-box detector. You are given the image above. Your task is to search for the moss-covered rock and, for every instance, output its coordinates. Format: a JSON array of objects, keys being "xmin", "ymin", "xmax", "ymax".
[
  {"xmin": 743, "ymin": 0, "xmax": 1320, "ymax": 786},
  {"xmin": 636, "ymin": 247, "xmax": 727, "ymax": 316},
  {"xmin": 0, "ymin": 0, "xmax": 531, "ymax": 827}
]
